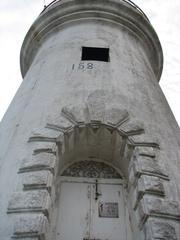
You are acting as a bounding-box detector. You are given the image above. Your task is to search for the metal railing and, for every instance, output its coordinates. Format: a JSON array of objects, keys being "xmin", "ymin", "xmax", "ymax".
[
  {"xmin": 41, "ymin": 0, "xmax": 149, "ymax": 22},
  {"xmin": 42, "ymin": 0, "xmax": 61, "ymax": 12},
  {"xmin": 123, "ymin": 0, "xmax": 149, "ymax": 21}
]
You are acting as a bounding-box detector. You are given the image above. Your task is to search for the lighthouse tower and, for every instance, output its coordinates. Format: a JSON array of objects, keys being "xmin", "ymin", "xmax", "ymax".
[{"xmin": 0, "ymin": 0, "xmax": 180, "ymax": 239}]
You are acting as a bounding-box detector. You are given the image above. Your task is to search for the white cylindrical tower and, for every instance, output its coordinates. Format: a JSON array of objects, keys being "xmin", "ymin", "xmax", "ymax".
[{"xmin": 0, "ymin": 0, "xmax": 180, "ymax": 239}]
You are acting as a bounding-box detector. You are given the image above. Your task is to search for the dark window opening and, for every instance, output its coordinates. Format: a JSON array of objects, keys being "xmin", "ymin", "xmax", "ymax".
[{"xmin": 81, "ymin": 47, "xmax": 110, "ymax": 62}]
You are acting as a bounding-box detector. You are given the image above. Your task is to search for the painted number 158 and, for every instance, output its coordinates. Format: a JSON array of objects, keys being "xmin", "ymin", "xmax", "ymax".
[{"xmin": 72, "ymin": 63, "xmax": 94, "ymax": 70}]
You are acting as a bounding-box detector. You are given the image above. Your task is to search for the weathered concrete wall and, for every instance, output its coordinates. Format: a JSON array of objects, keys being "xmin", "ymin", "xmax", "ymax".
[{"xmin": 0, "ymin": 0, "xmax": 180, "ymax": 239}]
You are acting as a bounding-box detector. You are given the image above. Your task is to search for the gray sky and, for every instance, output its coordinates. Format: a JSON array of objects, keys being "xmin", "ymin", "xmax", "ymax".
[{"xmin": 0, "ymin": 0, "xmax": 180, "ymax": 125}]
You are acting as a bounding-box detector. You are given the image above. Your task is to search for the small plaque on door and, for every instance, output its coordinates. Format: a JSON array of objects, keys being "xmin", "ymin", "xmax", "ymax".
[{"xmin": 99, "ymin": 202, "xmax": 119, "ymax": 218}]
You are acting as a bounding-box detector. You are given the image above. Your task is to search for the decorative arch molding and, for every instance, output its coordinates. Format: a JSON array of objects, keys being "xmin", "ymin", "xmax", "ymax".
[
  {"xmin": 7, "ymin": 102, "xmax": 180, "ymax": 239},
  {"xmin": 27, "ymin": 102, "xmax": 160, "ymax": 179},
  {"xmin": 34, "ymin": 103, "xmax": 159, "ymax": 148}
]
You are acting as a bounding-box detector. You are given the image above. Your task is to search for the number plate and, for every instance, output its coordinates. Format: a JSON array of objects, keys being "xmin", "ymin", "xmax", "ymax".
[{"xmin": 99, "ymin": 202, "xmax": 119, "ymax": 218}]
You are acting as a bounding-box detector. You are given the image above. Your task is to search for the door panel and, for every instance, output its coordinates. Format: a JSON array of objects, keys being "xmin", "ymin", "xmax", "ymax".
[
  {"xmin": 91, "ymin": 183, "xmax": 125, "ymax": 240},
  {"xmin": 56, "ymin": 182, "xmax": 91, "ymax": 240}
]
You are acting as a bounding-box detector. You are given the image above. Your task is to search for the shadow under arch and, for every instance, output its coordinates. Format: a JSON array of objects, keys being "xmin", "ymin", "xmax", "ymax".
[{"xmin": 56, "ymin": 122, "xmax": 135, "ymax": 181}]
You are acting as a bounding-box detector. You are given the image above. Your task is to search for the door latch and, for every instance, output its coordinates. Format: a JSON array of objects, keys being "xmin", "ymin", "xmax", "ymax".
[{"xmin": 95, "ymin": 179, "xmax": 102, "ymax": 200}]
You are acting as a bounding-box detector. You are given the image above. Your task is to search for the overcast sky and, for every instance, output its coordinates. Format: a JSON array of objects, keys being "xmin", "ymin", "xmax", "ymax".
[{"xmin": 0, "ymin": 0, "xmax": 180, "ymax": 125}]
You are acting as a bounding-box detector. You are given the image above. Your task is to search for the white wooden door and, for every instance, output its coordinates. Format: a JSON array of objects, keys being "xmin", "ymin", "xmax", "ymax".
[{"xmin": 56, "ymin": 178, "xmax": 125, "ymax": 240}]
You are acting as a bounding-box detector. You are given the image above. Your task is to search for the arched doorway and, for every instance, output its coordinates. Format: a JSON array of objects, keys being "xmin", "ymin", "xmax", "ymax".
[{"xmin": 55, "ymin": 161, "xmax": 132, "ymax": 240}]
